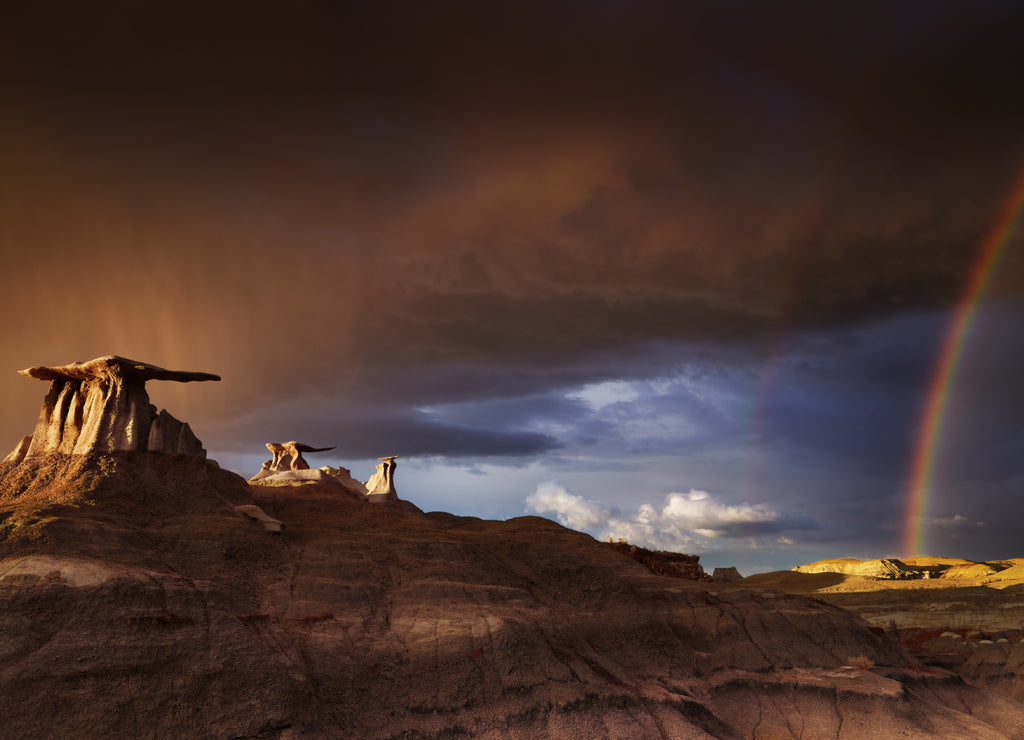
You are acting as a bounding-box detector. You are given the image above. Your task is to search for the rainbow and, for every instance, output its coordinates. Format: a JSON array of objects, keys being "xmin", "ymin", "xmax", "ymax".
[{"xmin": 903, "ymin": 168, "xmax": 1024, "ymax": 557}]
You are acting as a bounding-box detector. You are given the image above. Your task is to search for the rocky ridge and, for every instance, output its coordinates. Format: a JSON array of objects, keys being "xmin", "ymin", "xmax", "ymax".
[
  {"xmin": 606, "ymin": 541, "xmax": 711, "ymax": 581},
  {"xmin": 3, "ymin": 356, "xmax": 1024, "ymax": 737},
  {"xmin": 794, "ymin": 557, "xmax": 921, "ymax": 579},
  {"xmin": 2, "ymin": 456, "xmax": 1024, "ymax": 737}
]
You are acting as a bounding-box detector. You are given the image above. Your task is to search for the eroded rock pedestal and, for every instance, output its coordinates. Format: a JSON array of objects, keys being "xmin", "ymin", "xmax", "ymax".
[
  {"xmin": 263, "ymin": 441, "xmax": 335, "ymax": 473},
  {"xmin": 5, "ymin": 356, "xmax": 219, "ymax": 462},
  {"xmin": 365, "ymin": 455, "xmax": 398, "ymax": 502},
  {"xmin": 249, "ymin": 441, "xmax": 338, "ymax": 483},
  {"xmin": 249, "ymin": 445, "xmax": 400, "ymax": 503}
]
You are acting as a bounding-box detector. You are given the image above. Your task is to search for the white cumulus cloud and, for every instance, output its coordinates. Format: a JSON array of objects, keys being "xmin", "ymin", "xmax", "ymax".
[
  {"xmin": 525, "ymin": 482, "xmax": 817, "ymax": 552},
  {"xmin": 525, "ymin": 481, "xmax": 613, "ymax": 530},
  {"xmin": 660, "ymin": 490, "xmax": 784, "ymax": 538}
]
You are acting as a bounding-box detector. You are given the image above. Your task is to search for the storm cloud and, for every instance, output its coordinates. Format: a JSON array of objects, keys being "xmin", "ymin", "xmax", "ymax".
[
  {"xmin": 2, "ymin": 2, "xmax": 1024, "ymax": 572},
  {"xmin": 527, "ymin": 482, "xmax": 819, "ymax": 552}
]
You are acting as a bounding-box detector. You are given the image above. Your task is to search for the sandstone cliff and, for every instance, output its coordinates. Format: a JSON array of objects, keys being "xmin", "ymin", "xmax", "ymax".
[{"xmin": 794, "ymin": 557, "xmax": 920, "ymax": 579}]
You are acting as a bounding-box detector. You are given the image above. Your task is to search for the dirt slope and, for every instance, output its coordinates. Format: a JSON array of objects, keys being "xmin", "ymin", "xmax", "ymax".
[{"xmin": 2, "ymin": 453, "xmax": 1024, "ymax": 738}]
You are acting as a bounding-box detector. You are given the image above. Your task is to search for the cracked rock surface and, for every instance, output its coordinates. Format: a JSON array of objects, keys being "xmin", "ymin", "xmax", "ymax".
[{"xmin": 2, "ymin": 454, "xmax": 1024, "ymax": 738}]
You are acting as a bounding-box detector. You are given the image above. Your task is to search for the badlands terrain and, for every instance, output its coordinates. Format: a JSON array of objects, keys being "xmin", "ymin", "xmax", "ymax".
[
  {"xmin": 746, "ymin": 557, "xmax": 1024, "ymax": 705},
  {"xmin": 3, "ymin": 355, "xmax": 1024, "ymax": 738},
  {"xmin": 3, "ymin": 454, "xmax": 1024, "ymax": 738}
]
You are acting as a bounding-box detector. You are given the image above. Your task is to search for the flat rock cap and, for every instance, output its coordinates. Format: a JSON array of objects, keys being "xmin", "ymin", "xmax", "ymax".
[{"xmin": 18, "ymin": 355, "xmax": 220, "ymax": 383}]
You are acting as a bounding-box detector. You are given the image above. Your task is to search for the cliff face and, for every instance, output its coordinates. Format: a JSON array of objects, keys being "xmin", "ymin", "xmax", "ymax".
[
  {"xmin": 2, "ymin": 454, "xmax": 1024, "ymax": 738},
  {"xmin": 794, "ymin": 557, "xmax": 920, "ymax": 579},
  {"xmin": 607, "ymin": 540, "xmax": 711, "ymax": 581}
]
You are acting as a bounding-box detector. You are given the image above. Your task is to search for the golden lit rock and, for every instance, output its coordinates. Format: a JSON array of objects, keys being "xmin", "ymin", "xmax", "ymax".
[{"xmin": 8, "ymin": 355, "xmax": 219, "ymax": 460}]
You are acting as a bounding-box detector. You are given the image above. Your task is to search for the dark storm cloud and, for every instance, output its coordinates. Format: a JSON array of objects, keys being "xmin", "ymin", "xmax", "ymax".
[
  {"xmin": 756, "ymin": 315, "xmax": 943, "ymax": 467},
  {"xmin": 205, "ymin": 398, "xmax": 560, "ymax": 459},
  {"xmin": 2, "ymin": 0, "xmax": 1024, "ymax": 473}
]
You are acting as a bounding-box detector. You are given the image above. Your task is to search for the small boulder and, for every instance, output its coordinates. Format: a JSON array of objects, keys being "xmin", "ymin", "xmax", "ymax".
[{"xmin": 235, "ymin": 505, "xmax": 284, "ymax": 533}]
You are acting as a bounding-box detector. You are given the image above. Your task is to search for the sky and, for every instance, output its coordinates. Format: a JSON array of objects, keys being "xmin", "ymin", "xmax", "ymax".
[{"xmin": 2, "ymin": 1, "xmax": 1024, "ymax": 574}]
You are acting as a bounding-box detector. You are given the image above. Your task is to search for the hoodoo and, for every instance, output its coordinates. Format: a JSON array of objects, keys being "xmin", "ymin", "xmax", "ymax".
[
  {"xmin": 365, "ymin": 455, "xmax": 398, "ymax": 502},
  {"xmin": 248, "ymin": 443, "xmax": 399, "ymax": 502},
  {"xmin": 251, "ymin": 441, "xmax": 335, "ymax": 478},
  {"xmin": 5, "ymin": 355, "xmax": 219, "ymax": 462}
]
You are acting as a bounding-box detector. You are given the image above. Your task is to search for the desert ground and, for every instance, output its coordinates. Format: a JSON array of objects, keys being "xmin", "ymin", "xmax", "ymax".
[
  {"xmin": 746, "ymin": 557, "xmax": 1024, "ymax": 706},
  {"xmin": 3, "ymin": 451, "xmax": 1024, "ymax": 738}
]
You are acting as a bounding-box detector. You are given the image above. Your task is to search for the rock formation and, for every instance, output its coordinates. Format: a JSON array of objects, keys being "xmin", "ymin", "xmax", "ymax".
[
  {"xmin": 234, "ymin": 504, "xmax": 284, "ymax": 533},
  {"xmin": 748, "ymin": 557, "xmax": 1024, "ymax": 708},
  {"xmin": 249, "ymin": 447, "xmax": 396, "ymax": 502},
  {"xmin": 6, "ymin": 356, "xmax": 219, "ymax": 462},
  {"xmin": 794, "ymin": 557, "xmax": 922, "ymax": 579},
  {"xmin": 248, "ymin": 442, "xmax": 368, "ymax": 494},
  {"xmin": 260, "ymin": 441, "xmax": 335, "ymax": 474},
  {"xmin": 248, "ymin": 441, "xmax": 339, "ymax": 484},
  {"xmin": 320, "ymin": 465, "xmax": 369, "ymax": 496},
  {"xmin": 3, "ymin": 436, "xmax": 31, "ymax": 464},
  {"xmin": 3, "ymin": 460, "xmax": 1024, "ymax": 738},
  {"xmin": 713, "ymin": 566, "xmax": 744, "ymax": 583},
  {"xmin": 607, "ymin": 541, "xmax": 710, "ymax": 581},
  {"xmin": 365, "ymin": 455, "xmax": 398, "ymax": 501}
]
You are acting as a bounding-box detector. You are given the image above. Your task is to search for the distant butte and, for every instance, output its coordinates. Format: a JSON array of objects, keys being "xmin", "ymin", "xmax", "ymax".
[{"xmin": 5, "ymin": 355, "xmax": 219, "ymax": 462}]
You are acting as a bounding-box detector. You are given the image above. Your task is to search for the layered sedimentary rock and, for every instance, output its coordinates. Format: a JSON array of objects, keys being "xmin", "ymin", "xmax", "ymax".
[
  {"xmin": 6, "ymin": 355, "xmax": 219, "ymax": 462},
  {"xmin": 794, "ymin": 557, "xmax": 921, "ymax": 579},
  {"xmin": 3, "ymin": 459, "xmax": 1024, "ymax": 738},
  {"xmin": 607, "ymin": 541, "xmax": 710, "ymax": 581},
  {"xmin": 714, "ymin": 566, "xmax": 744, "ymax": 583}
]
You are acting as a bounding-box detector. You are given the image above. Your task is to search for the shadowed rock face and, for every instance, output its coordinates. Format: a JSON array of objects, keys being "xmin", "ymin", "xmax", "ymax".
[
  {"xmin": 2, "ymin": 458, "xmax": 1024, "ymax": 738},
  {"xmin": 7, "ymin": 355, "xmax": 219, "ymax": 461},
  {"xmin": 713, "ymin": 566, "xmax": 744, "ymax": 583}
]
